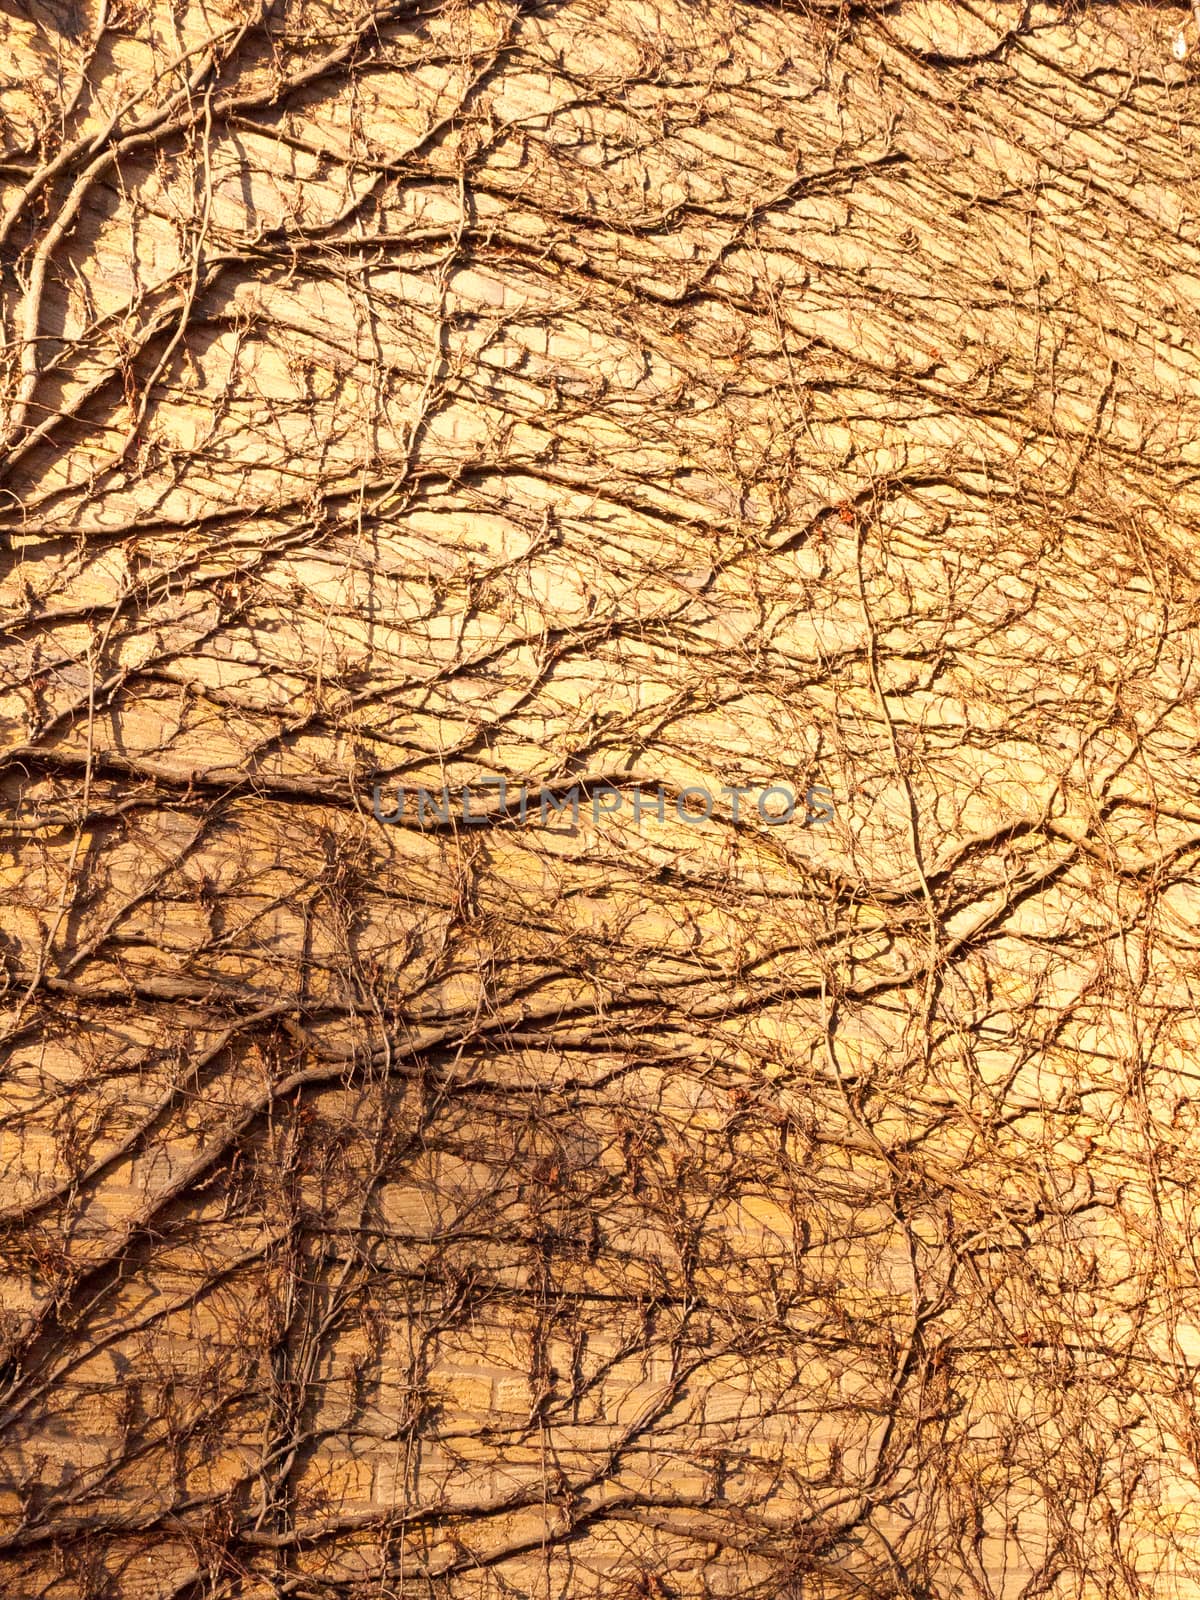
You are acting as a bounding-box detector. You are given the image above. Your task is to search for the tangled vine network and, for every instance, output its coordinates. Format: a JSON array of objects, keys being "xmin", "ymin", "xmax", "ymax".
[{"xmin": 3, "ymin": 0, "xmax": 1200, "ymax": 1596}]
